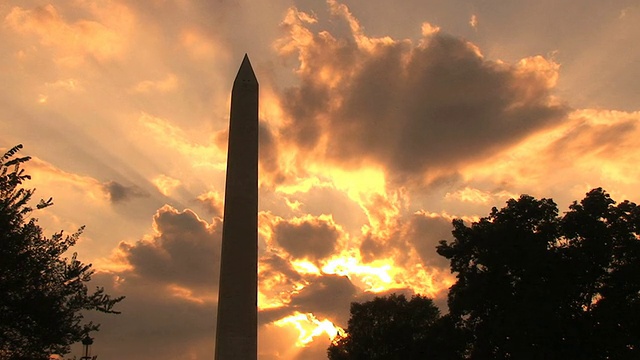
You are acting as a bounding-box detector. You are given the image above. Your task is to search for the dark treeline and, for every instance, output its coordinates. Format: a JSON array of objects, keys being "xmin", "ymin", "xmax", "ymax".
[
  {"xmin": 329, "ymin": 188, "xmax": 640, "ymax": 359},
  {"xmin": 0, "ymin": 145, "xmax": 124, "ymax": 359}
]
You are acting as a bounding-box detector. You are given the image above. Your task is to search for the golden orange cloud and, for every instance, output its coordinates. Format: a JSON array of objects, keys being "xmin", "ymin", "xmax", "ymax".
[
  {"xmin": 274, "ymin": 312, "xmax": 343, "ymax": 347},
  {"xmin": 180, "ymin": 28, "xmax": 229, "ymax": 61},
  {"xmin": 26, "ymin": 157, "xmax": 109, "ymax": 203},
  {"xmin": 151, "ymin": 174, "xmax": 181, "ymax": 196},
  {"xmin": 131, "ymin": 73, "xmax": 179, "ymax": 93},
  {"xmin": 5, "ymin": 2, "xmax": 134, "ymax": 64},
  {"xmin": 458, "ymin": 108, "xmax": 640, "ymax": 204},
  {"xmin": 271, "ymin": 2, "xmax": 568, "ymax": 199},
  {"xmin": 137, "ymin": 113, "xmax": 226, "ymax": 170}
]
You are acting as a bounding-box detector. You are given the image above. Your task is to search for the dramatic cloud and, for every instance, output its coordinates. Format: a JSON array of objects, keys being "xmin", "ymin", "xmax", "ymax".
[
  {"xmin": 359, "ymin": 211, "xmax": 453, "ymax": 272},
  {"xmin": 118, "ymin": 205, "xmax": 222, "ymax": 293},
  {"xmin": 273, "ymin": 215, "xmax": 342, "ymax": 261},
  {"xmin": 104, "ymin": 205, "xmax": 366, "ymax": 358},
  {"xmin": 456, "ymin": 109, "xmax": 640, "ymax": 208},
  {"xmin": 78, "ymin": 205, "xmax": 223, "ymax": 359},
  {"xmin": 273, "ymin": 3, "xmax": 568, "ymax": 185},
  {"xmin": 258, "ymin": 252, "xmax": 306, "ymax": 313},
  {"xmin": 288, "ymin": 274, "xmax": 357, "ymax": 323}
]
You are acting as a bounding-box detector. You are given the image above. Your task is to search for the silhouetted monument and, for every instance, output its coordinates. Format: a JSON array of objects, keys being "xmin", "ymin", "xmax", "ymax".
[{"xmin": 215, "ymin": 55, "xmax": 258, "ymax": 360}]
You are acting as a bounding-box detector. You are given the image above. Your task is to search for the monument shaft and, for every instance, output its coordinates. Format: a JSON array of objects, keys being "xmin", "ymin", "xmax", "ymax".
[{"xmin": 215, "ymin": 55, "xmax": 258, "ymax": 360}]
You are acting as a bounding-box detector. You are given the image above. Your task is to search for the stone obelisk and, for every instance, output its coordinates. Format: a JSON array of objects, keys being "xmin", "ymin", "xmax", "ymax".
[{"xmin": 215, "ymin": 54, "xmax": 258, "ymax": 360}]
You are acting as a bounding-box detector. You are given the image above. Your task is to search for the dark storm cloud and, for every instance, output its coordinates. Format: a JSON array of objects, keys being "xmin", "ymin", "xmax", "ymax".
[
  {"xmin": 119, "ymin": 205, "xmax": 222, "ymax": 290},
  {"xmin": 403, "ymin": 213, "xmax": 453, "ymax": 268},
  {"xmin": 103, "ymin": 180, "xmax": 148, "ymax": 203},
  {"xmin": 258, "ymin": 252, "xmax": 306, "ymax": 325},
  {"xmin": 258, "ymin": 122, "xmax": 287, "ymax": 185},
  {"xmin": 260, "ymin": 251, "xmax": 304, "ymax": 284},
  {"xmin": 277, "ymin": 8, "xmax": 568, "ymax": 182},
  {"xmin": 98, "ymin": 206, "xmax": 222, "ymax": 358},
  {"xmin": 289, "ymin": 274, "xmax": 357, "ymax": 324},
  {"xmin": 273, "ymin": 216, "xmax": 341, "ymax": 262},
  {"xmin": 359, "ymin": 232, "xmax": 392, "ymax": 263}
]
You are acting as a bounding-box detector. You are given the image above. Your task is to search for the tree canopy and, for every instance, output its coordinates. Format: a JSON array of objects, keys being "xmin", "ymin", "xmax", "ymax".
[
  {"xmin": 438, "ymin": 188, "xmax": 640, "ymax": 359},
  {"xmin": 0, "ymin": 145, "xmax": 124, "ymax": 359},
  {"xmin": 329, "ymin": 188, "xmax": 640, "ymax": 359},
  {"xmin": 327, "ymin": 294, "xmax": 465, "ymax": 360}
]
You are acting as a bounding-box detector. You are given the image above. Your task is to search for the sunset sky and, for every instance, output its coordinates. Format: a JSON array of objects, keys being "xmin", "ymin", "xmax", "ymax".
[{"xmin": 2, "ymin": 0, "xmax": 640, "ymax": 358}]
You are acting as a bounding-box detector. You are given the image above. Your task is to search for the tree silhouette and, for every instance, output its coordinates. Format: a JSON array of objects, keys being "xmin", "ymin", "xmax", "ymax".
[
  {"xmin": 327, "ymin": 294, "xmax": 465, "ymax": 360},
  {"xmin": 0, "ymin": 145, "xmax": 124, "ymax": 359},
  {"xmin": 330, "ymin": 189, "xmax": 640, "ymax": 359},
  {"xmin": 437, "ymin": 188, "xmax": 640, "ymax": 359}
]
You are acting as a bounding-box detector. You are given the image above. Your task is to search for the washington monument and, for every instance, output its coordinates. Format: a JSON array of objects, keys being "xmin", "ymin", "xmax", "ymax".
[{"xmin": 215, "ymin": 54, "xmax": 258, "ymax": 360}]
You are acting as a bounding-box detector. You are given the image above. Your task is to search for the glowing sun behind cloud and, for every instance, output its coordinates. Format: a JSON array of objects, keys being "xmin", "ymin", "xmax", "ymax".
[{"xmin": 274, "ymin": 312, "xmax": 343, "ymax": 347}]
